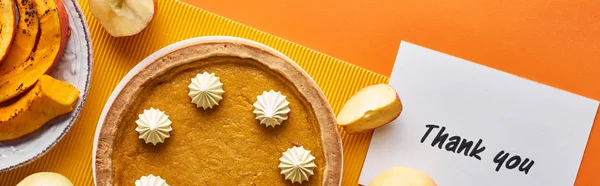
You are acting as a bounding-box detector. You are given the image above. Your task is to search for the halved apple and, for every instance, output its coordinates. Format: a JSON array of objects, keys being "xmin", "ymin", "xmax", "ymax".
[
  {"xmin": 369, "ymin": 166, "xmax": 436, "ymax": 186},
  {"xmin": 0, "ymin": 0, "xmax": 41, "ymax": 73},
  {"xmin": 0, "ymin": 0, "xmax": 70, "ymax": 103},
  {"xmin": 0, "ymin": 0, "xmax": 17, "ymax": 62},
  {"xmin": 89, "ymin": 0, "xmax": 156, "ymax": 37},
  {"xmin": 337, "ymin": 84, "xmax": 403, "ymax": 134}
]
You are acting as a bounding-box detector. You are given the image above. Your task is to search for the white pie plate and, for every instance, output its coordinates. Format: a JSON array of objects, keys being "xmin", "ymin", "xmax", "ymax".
[
  {"xmin": 92, "ymin": 36, "xmax": 343, "ymax": 185},
  {"xmin": 0, "ymin": 0, "xmax": 93, "ymax": 172}
]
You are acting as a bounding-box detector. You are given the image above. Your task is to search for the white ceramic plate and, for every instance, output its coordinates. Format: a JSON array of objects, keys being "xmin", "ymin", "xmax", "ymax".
[
  {"xmin": 92, "ymin": 36, "xmax": 343, "ymax": 185},
  {"xmin": 0, "ymin": 0, "xmax": 93, "ymax": 172}
]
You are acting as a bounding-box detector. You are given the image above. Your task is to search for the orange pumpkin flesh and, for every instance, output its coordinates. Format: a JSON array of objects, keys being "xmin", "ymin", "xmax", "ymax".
[
  {"xmin": 0, "ymin": 0, "xmax": 70, "ymax": 103},
  {"xmin": 0, "ymin": 0, "xmax": 41, "ymax": 73},
  {"xmin": 0, "ymin": 0, "xmax": 17, "ymax": 62},
  {"xmin": 0, "ymin": 75, "xmax": 80, "ymax": 141}
]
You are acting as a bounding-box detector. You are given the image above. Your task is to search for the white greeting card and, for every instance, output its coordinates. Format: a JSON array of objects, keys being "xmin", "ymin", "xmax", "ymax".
[{"xmin": 359, "ymin": 41, "xmax": 599, "ymax": 185}]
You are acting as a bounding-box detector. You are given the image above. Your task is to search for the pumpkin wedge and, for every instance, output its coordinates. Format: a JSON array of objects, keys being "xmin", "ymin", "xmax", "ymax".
[
  {"xmin": 0, "ymin": 0, "xmax": 17, "ymax": 62},
  {"xmin": 0, "ymin": 0, "xmax": 41, "ymax": 74},
  {"xmin": 0, "ymin": 0, "xmax": 69, "ymax": 102},
  {"xmin": 0, "ymin": 75, "xmax": 79, "ymax": 141}
]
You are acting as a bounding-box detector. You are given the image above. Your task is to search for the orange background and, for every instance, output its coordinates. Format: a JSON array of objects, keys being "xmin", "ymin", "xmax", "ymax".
[{"xmin": 182, "ymin": 0, "xmax": 600, "ymax": 184}]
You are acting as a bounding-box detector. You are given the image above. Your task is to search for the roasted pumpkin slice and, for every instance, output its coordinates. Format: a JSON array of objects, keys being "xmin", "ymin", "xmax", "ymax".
[
  {"xmin": 0, "ymin": 0, "xmax": 69, "ymax": 102},
  {"xmin": 0, "ymin": 75, "xmax": 79, "ymax": 141},
  {"xmin": 0, "ymin": 0, "xmax": 40, "ymax": 73},
  {"xmin": 0, "ymin": 0, "xmax": 17, "ymax": 62}
]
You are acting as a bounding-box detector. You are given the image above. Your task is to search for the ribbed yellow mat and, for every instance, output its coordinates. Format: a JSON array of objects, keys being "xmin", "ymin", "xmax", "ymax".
[{"xmin": 0, "ymin": 0, "xmax": 388, "ymax": 185}]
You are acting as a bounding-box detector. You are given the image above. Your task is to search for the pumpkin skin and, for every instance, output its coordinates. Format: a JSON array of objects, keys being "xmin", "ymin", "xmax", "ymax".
[
  {"xmin": 0, "ymin": 75, "xmax": 79, "ymax": 141},
  {"xmin": 0, "ymin": 0, "xmax": 17, "ymax": 62},
  {"xmin": 0, "ymin": 0, "xmax": 70, "ymax": 103},
  {"xmin": 0, "ymin": 0, "xmax": 41, "ymax": 73}
]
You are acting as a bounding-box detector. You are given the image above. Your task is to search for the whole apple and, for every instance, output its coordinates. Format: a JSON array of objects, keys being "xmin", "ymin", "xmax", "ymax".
[
  {"xmin": 17, "ymin": 172, "xmax": 73, "ymax": 186},
  {"xmin": 370, "ymin": 166, "xmax": 436, "ymax": 186}
]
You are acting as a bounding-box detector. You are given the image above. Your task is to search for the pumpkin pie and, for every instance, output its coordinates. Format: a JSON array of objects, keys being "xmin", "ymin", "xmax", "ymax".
[{"xmin": 95, "ymin": 39, "xmax": 342, "ymax": 185}]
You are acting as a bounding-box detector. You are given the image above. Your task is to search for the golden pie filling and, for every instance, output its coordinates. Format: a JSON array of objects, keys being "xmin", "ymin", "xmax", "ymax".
[{"xmin": 112, "ymin": 58, "xmax": 325, "ymax": 185}]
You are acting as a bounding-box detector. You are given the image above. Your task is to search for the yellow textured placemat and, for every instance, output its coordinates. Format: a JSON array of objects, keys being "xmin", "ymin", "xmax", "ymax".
[{"xmin": 0, "ymin": 0, "xmax": 387, "ymax": 185}]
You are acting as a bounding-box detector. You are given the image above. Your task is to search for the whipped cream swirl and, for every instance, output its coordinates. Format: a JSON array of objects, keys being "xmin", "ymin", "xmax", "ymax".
[
  {"xmin": 187, "ymin": 72, "xmax": 225, "ymax": 110},
  {"xmin": 135, "ymin": 108, "xmax": 173, "ymax": 145},
  {"xmin": 253, "ymin": 90, "xmax": 290, "ymax": 127},
  {"xmin": 135, "ymin": 174, "xmax": 169, "ymax": 186},
  {"xmin": 278, "ymin": 146, "xmax": 317, "ymax": 183}
]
